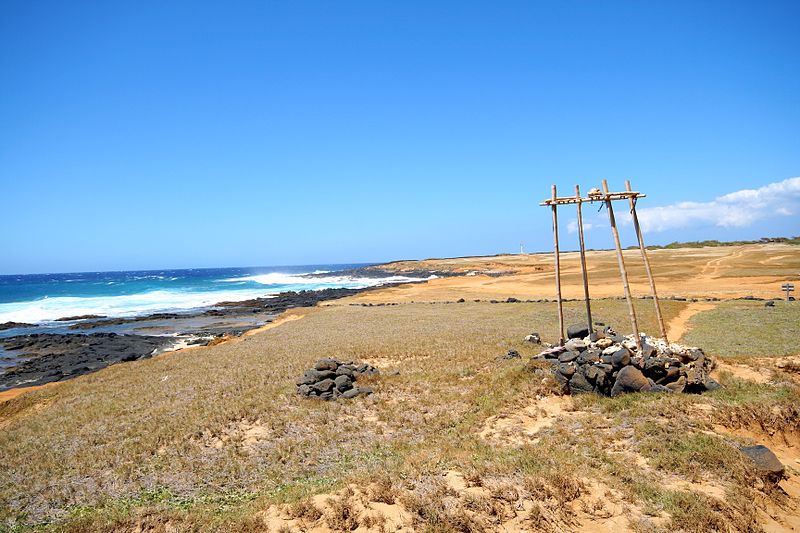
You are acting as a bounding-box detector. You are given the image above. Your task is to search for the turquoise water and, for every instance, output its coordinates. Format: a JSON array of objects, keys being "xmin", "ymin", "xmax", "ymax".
[{"xmin": 0, "ymin": 264, "xmax": 424, "ymax": 325}]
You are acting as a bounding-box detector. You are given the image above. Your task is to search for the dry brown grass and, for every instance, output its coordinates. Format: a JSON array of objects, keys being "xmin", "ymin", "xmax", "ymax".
[
  {"xmin": 3, "ymin": 287, "xmax": 800, "ymax": 531},
  {"xmin": 0, "ymin": 299, "xmax": 681, "ymax": 530}
]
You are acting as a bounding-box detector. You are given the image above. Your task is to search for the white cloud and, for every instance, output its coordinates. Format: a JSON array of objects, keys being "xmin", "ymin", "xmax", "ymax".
[
  {"xmin": 633, "ymin": 177, "xmax": 800, "ymax": 233},
  {"xmin": 566, "ymin": 219, "xmax": 595, "ymax": 234}
]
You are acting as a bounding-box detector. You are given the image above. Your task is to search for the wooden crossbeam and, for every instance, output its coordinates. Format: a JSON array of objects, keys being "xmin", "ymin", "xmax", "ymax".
[{"xmin": 539, "ymin": 191, "xmax": 645, "ymax": 206}]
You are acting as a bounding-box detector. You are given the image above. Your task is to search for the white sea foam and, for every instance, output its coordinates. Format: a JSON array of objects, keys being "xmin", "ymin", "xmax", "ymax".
[
  {"xmin": 0, "ymin": 288, "xmax": 273, "ymax": 324},
  {"xmin": 0, "ymin": 271, "xmax": 432, "ymax": 324},
  {"xmin": 220, "ymin": 272, "xmax": 431, "ymax": 289}
]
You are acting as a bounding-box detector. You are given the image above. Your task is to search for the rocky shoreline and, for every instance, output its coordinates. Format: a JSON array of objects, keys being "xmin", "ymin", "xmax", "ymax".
[{"xmin": 0, "ymin": 285, "xmax": 388, "ymax": 391}]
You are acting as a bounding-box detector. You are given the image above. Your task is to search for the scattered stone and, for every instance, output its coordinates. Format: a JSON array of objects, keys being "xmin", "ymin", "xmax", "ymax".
[
  {"xmin": 499, "ymin": 350, "xmax": 521, "ymax": 360},
  {"xmin": 525, "ymin": 332, "xmax": 542, "ymax": 344},
  {"xmin": 741, "ymin": 445, "xmax": 785, "ymax": 482},
  {"xmin": 765, "ymin": 300, "xmax": 776, "ymax": 307},
  {"xmin": 297, "ymin": 358, "xmax": 378, "ymax": 400}
]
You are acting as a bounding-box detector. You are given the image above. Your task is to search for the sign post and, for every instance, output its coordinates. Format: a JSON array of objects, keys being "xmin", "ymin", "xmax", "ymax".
[{"xmin": 783, "ymin": 283, "xmax": 795, "ymax": 301}]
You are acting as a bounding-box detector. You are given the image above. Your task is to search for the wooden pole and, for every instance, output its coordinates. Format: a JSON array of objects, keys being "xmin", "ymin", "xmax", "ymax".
[
  {"xmin": 552, "ymin": 184, "xmax": 565, "ymax": 345},
  {"xmin": 602, "ymin": 180, "xmax": 641, "ymax": 348},
  {"xmin": 575, "ymin": 185, "xmax": 593, "ymax": 336},
  {"xmin": 626, "ymin": 180, "xmax": 667, "ymax": 341}
]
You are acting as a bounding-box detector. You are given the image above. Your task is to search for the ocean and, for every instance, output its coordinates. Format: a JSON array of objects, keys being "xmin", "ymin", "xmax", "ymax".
[{"xmin": 0, "ymin": 263, "xmax": 424, "ymax": 326}]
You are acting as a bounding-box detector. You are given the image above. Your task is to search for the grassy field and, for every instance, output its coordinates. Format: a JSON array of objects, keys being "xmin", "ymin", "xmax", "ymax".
[
  {"xmin": 683, "ymin": 300, "xmax": 800, "ymax": 357},
  {"xmin": 0, "ymin": 300, "xmax": 677, "ymax": 529},
  {"xmin": 3, "ymin": 295, "xmax": 800, "ymax": 532},
  {"xmin": 2, "ymin": 244, "xmax": 800, "ymax": 532}
]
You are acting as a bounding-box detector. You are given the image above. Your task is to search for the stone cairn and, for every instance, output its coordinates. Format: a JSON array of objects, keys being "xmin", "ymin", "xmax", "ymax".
[
  {"xmin": 296, "ymin": 358, "xmax": 379, "ymax": 400},
  {"xmin": 532, "ymin": 323, "xmax": 719, "ymax": 396}
]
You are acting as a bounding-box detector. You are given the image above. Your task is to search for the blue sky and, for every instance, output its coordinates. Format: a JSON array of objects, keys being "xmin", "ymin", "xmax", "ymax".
[{"xmin": 1, "ymin": 1, "xmax": 798, "ymax": 274}]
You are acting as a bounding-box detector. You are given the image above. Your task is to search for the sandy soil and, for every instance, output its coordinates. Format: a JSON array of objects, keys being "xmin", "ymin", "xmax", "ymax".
[
  {"xmin": 0, "ymin": 381, "xmax": 56, "ymax": 404},
  {"xmin": 260, "ymin": 467, "xmax": 658, "ymax": 533},
  {"xmin": 666, "ymin": 301, "xmax": 718, "ymax": 342},
  {"xmin": 334, "ymin": 244, "xmax": 800, "ymax": 304}
]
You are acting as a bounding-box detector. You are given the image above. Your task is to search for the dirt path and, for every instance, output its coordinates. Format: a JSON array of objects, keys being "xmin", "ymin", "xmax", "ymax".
[{"xmin": 666, "ymin": 302, "xmax": 718, "ymax": 342}]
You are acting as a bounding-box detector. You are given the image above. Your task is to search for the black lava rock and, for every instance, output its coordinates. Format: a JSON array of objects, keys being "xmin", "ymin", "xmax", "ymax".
[
  {"xmin": 297, "ymin": 358, "xmax": 379, "ymax": 400},
  {"xmin": 567, "ymin": 323, "xmax": 590, "ymax": 340},
  {"xmin": 741, "ymin": 445, "xmax": 785, "ymax": 482}
]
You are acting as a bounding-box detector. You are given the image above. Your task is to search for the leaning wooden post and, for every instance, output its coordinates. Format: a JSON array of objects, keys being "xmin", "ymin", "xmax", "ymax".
[
  {"xmin": 626, "ymin": 180, "xmax": 667, "ymax": 342},
  {"xmin": 575, "ymin": 185, "xmax": 593, "ymax": 337},
  {"xmin": 551, "ymin": 184, "xmax": 565, "ymax": 345},
  {"xmin": 602, "ymin": 180, "xmax": 641, "ymax": 349}
]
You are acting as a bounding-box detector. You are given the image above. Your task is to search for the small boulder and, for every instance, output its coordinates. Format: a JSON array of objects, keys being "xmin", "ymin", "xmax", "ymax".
[
  {"xmin": 584, "ymin": 365, "xmax": 607, "ymax": 382},
  {"xmin": 741, "ymin": 445, "xmax": 785, "ymax": 482},
  {"xmin": 500, "ymin": 350, "xmax": 521, "ymax": 360},
  {"xmin": 558, "ymin": 350, "xmax": 581, "ymax": 363},
  {"xmin": 639, "ymin": 341, "xmax": 656, "ymax": 358},
  {"xmin": 558, "ymin": 363, "xmax": 576, "ymax": 378},
  {"xmin": 525, "ymin": 333, "xmax": 542, "ymax": 344},
  {"xmin": 611, "ymin": 348, "xmax": 631, "ymax": 369},
  {"xmin": 334, "ymin": 374, "xmax": 353, "ymax": 391},
  {"xmin": 297, "ymin": 369, "xmax": 335, "ymax": 385},
  {"xmin": 567, "ymin": 323, "xmax": 590, "ymax": 340},
  {"xmin": 315, "ymin": 359, "xmax": 339, "ymax": 371},
  {"xmin": 311, "ymin": 378, "xmax": 336, "ymax": 393},
  {"xmin": 610, "ymin": 366, "xmax": 651, "ymax": 396},
  {"xmin": 564, "ymin": 338, "xmax": 587, "ymax": 352},
  {"xmin": 336, "ymin": 366, "xmax": 356, "ymax": 378},
  {"xmin": 340, "ymin": 388, "xmax": 361, "ymax": 399},
  {"xmin": 569, "ymin": 371, "xmax": 595, "ymax": 394},
  {"xmin": 602, "ymin": 345, "xmax": 619, "ymax": 356},
  {"xmin": 666, "ymin": 376, "xmax": 687, "ymax": 393},
  {"xmin": 577, "ymin": 349, "xmax": 601, "ymax": 365},
  {"xmin": 595, "ymin": 338, "xmax": 613, "ymax": 349}
]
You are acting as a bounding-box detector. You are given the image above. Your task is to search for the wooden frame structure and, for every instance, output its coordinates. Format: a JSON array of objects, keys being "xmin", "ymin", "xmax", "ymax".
[{"xmin": 540, "ymin": 180, "xmax": 667, "ymax": 349}]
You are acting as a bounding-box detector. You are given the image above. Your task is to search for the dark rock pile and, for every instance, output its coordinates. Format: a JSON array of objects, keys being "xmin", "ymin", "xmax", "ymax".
[
  {"xmin": 534, "ymin": 323, "xmax": 719, "ymax": 397},
  {"xmin": 296, "ymin": 358, "xmax": 379, "ymax": 400}
]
